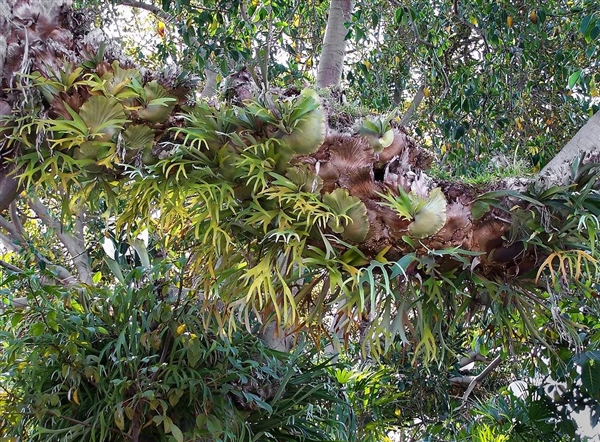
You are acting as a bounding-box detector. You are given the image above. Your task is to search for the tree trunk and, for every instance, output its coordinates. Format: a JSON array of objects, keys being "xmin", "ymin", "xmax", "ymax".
[
  {"xmin": 316, "ymin": 0, "xmax": 353, "ymax": 88},
  {"xmin": 536, "ymin": 110, "xmax": 600, "ymax": 188},
  {"xmin": 200, "ymin": 66, "xmax": 218, "ymax": 99}
]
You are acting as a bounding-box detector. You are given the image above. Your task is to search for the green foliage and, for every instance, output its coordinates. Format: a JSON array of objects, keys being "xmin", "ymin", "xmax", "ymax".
[
  {"xmin": 424, "ymin": 389, "xmax": 580, "ymax": 441},
  {"xmin": 343, "ymin": 0, "xmax": 600, "ymax": 177},
  {"xmin": 0, "ymin": 263, "xmax": 353, "ymax": 441},
  {"xmin": 3, "ymin": 2, "xmax": 600, "ymax": 439}
]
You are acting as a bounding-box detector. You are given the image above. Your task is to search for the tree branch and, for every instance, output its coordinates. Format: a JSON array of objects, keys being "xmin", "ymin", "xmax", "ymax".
[
  {"xmin": 537, "ymin": 110, "xmax": 600, "ymax": 187},
  {"xmin": 0, "ymin": 259, "xmax": 22, "ymax": 273},
  {"xmin": 119, "ymin": 0, "xmax": 171, "ymax": 21},
  {"xmin": 28, "ymin": 198, "xmax": 92, "ymax": 285},
  {"xmin": 399, "ymin": 85, "xmax": 425, "ymax": 127},
  {"xmin": 0, "ymin": 213, "xmax": 21, "ymax": 239},
  {"xmin": 452, "ymin": 3, "xmax": 490, "ymax": 55},
  {"xmin": 452, "ymin": 355, "xmax": 502, "ymax": 409},
  {"xmin": 0, "ymin": 166, "xmax": 19, "ymax": 211},
  {"xmin": 9, "ymin": 202, "xmax": 25, "ymax": 237},
  {"xmin": 457, "ymin": 350, "xmax": 487, "ymax": 369},
  {"xmin": 200, "ymin": 66, "xmax": 218, "ymax": 98}
]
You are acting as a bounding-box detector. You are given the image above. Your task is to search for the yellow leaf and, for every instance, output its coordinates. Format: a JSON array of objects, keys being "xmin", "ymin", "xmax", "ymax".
[
  {"xmin": 175, "ymin": 323, "xmax": 186, "ymax": 336},
  {"xmin": 374, "ymin": 245, "xmax": 391, "ymax": 263},
  {"xmin": 157, "ymin": 21, "xmax": 166, "ymax": 38},
  {"xmin": 515, "ymin": 117, "xmax": 524, "ymax": 131}
]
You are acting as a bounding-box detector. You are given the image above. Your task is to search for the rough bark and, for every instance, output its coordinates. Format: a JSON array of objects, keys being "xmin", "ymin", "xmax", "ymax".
[{"xmin": 316, "ymin": 0, "xmax": 354, "ymax": 88}]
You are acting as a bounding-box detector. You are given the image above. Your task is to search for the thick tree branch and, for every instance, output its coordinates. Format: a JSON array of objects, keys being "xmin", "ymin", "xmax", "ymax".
[
  {"xmin": 0, "ymin": 168, "xmax": 19, "ymax": 211},
  {"xmin": 200, "ymin": 66, "xmax": 218, "ymax": 98},
  {"xmin": 457, "ymin": 350, "xmax": 487, "ymax": 369},
  {"xmin": 316, "ymin": 0, "xmax": 354, "ymax": 88}
]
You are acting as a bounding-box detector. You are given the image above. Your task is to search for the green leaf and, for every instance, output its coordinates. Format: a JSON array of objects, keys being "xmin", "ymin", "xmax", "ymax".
[
  {"xmin": 471, "ymin": 200, "xmax": 490, "ymax": 220},
  {"xmin": 580, "ymin": 14, "xmax": 594, "ymax": 36},
  {"xmin": 206, "ymin": 415, "xmax": 223, "ymax": 437},
  {"xmin": 323, "ymin": 189, "xmax": 370, "ymax": 242},
  {"xmin": 395, "ymin": 7, "xmax": 404, "ymax": 24},
  {"xmin": 11, "ymin": 312, "xmax": 23, "ymax": 328},
  {"xmin": 30, "ymin": 322, "xmax": 45, "ymax": 336},
  {"xmin": 131, "ymin": 239, "xmax": 151, "ymax": 269},
  {"xmin": 79, "ymin": 96, "xmax": 128, "ymax": 141},
  {"xmin": 104, "ymin": 257, "xmax": 125, "ymax": 283},
  {"xmin": 170, "ymin": 423, "xmax": 184, "ymax": 442},
  {"xmin": 568, "ymin": 70, "xmax": 582, "ymax": 89},
  {"xmin": 582, "ymin": 360, "xmax": 600, "ymax": 397},
  {"xmin": 137, "ymin": 81, "xmax": 177, "ymax": 123},
  {"xmin": 123, "ymin": 125, "xmax": 155, "ymax": 152}
]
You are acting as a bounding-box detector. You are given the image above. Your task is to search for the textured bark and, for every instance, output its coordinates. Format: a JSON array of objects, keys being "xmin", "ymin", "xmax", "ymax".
[
  {"xmin": 316, "ymin": 0, "xmax": 354, "ymax": 88},
  {"xmin": 0, "ymin": 0, "xmax": 76, "ymax": 93}
]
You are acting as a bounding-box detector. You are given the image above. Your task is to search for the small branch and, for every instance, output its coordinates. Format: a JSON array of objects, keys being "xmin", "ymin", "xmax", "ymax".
[
  {"xmin": 0, "ymin": 259, "xmax": 22, "ymax": 273},
  {"xmin": 452, "ymin": 2, "xmax": 490, "ymax": 55},
  {"xmin": 0, "ymin": 213, "xmax": 21, "ymax": 239},
  {"xmin": 29, "ymin": 198, "xmax": 92, "ymax": 285},
  {"xmin": 455, "ymin": 355, "xmax": 502, "ymax": 409},
  {"xmin": 399, "ymin": 85, "xmax": 425, "ymax": 127},
  {"xmin": 119, "ymin": 0, "xmax": 172, "ymax": 21},
  {"xmin": 9, "ymin": 202, "xmax": 25, "ymax": 237},
  {"xmin": 0, "ymin": 231, "xmax": 18, "ymax": 251},
  {"xmin": 43, "ymin": 409, "xmax": 131, "ymax": 439}
]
